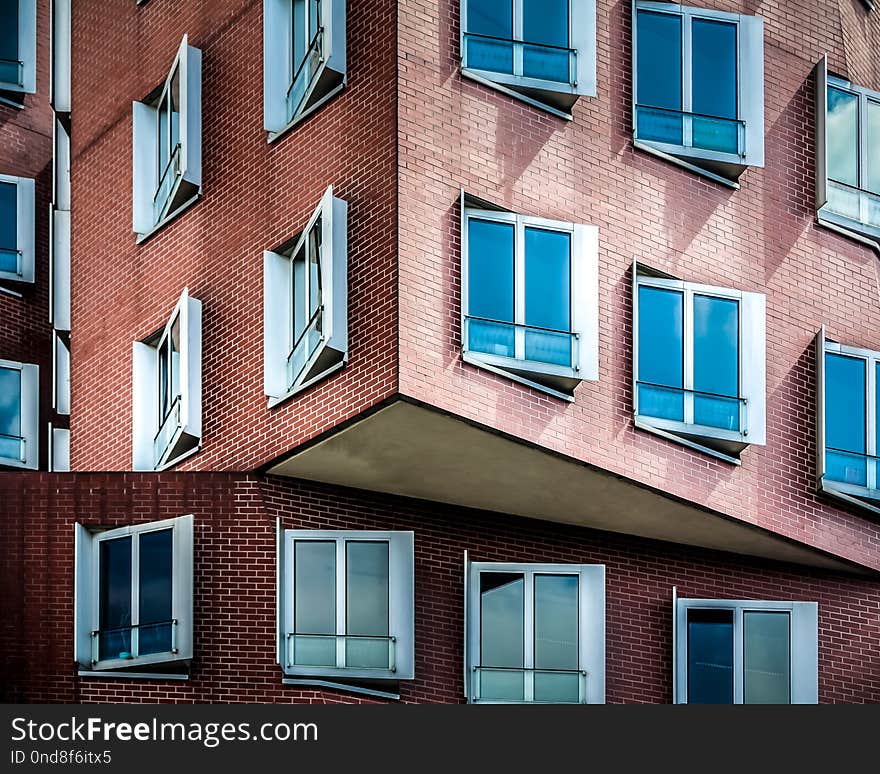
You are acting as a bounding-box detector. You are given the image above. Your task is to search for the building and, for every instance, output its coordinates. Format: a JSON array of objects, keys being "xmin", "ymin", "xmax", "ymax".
[{"xmin": 1, "ymin": 0, "xmax": 880, "ymax": 703}]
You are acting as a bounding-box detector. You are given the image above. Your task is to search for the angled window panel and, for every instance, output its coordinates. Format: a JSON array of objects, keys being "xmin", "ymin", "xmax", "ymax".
[
  {"xmin": 53, "ymin": 331, "xmax": 70, "ymax": 415},
  {"xmin": 177, "ymin": 37, "xmax": 202, "ymax": 200},
  {"xmin": 53, "ymin": 118, "xmax": 71, "ymax": 211},
  {"xmin": 131, "ymin": 341, "xmax": 158, "ymax": 471},
  {"xmin": 263, "ymin": 0, "xmax": 293, "ymax": 132},
  {"xmin": 50, "ymin": 425, "xmax": 69, "ymax": 471},
  {"xmin": 815, "ymin": 56, "xmax": 828, "ymax": 212},
  {"xmin": 51, "ymin": 0, "xmax": 71, "ymax": 113},
  {"xmin": 171, "ymin": 515, "xmax": 195, "ymax": 663},
  {"xmin": 19, "ymin": 362, "xmax": 38, "ymax": 470},
  {"xmin": 815, "ymin": 327, "xmax": 826, "ymax": 487},
  {"xmin": 132, "ymin": 101, "xmax": 159, "ymax": 235},
  {"xmin": 264, "ymin": 250, "xmax": 292, "ymax": 398},
  {"xmin": 51, "ymin": 208, "xmax": 70, "ymax": 330},
  {"xmin": 571, "ymin": 223, "xmax": 599, "ymax": 381},
  {"xmin": 737, "ymin": 14, "xmax": 765, "ymax": 170},
  {"xmin": 740, "ymin": 289, "xmax": 766, "ymax": 447},
  {"xmin": 73, "ymin": 523, "xmax": 95, "ymax": 669}
]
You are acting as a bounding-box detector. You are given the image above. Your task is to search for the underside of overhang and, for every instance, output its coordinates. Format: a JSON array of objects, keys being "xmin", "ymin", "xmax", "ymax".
[{"xmin": 267, "ymin": 398, "xmax": 867, "ymax": 574}]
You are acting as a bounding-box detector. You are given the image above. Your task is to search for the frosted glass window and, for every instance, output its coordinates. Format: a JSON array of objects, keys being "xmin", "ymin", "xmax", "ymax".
[
  {"xmin": 480, "ymin": 572, "xmax": 525, "ymax": 701},
  {"xmin": 346, "ymin": 541, "xmax": 389, "ymax": 669},
  {"xmin": 293, "ymin": 540, "xmax": 336, "ymax": 667},
  {"xmin": 534, "ymin": 574, "xmax": 579, "ymax": 702},
  {"xmin": 744, "ymin": 611, "xmax": 790, "ymax": 704}
]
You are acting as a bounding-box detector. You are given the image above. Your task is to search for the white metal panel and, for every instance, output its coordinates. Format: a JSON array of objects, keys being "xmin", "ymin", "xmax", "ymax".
[
  {"xmin": 325, "ymin": 191, "xmax": 349, "ymax": 359},
  {"xmin": 572, "ymin": 223, "xmax": 599, "ymax": 381},
  {"xmin": 791, "ymin": 602, "xmax": 819, "ymax": 704},
  {"xmin": 52, "ymin": 209, "xmax": 70, "ymax": 331},
  {"xmin": 54, "ymin": 118, "xmax": 70, "ymax": 210},
  {"xmin": 632, "ymin": 259, "xmax": 640, "ymax": 416},
  {"xmin": 263, "ymin": 0, "xmax": 292, "ymax": 132},
  {"xmin": 18, "ymin": 0, "xmax": 37, "ymax": 93},
  {"xmin": 741, "ymin": 290, "xmax": 767, "ymax": 446},
  {"xmin": 264, "ymin": 250, "xmax": 291, "ymax": 398},
  {"xmin": 581, "ymin": 563, "xmax": 605, "ymax": 704},
  {"xmin": 132, "ymin": 101, "xmax": 158, "ymax": 234},
  {"xmin": 671, "ymin": 586, "xmax": 678, "ymax": 704},
  {"xmin": 815, "ymin": 56, "xmax": 828, "ymax": 211},
  {"xmin": 276, "ymin": 518, "xmax": 285, "ymax": 664},
  {"xmin": 73, "ymin": 524, "xmax": 94, "ymax": 668},
  {"xmin": 815, "ymin": 327, "xmax": 826, "ymax": 485},
  {"xmin": 54, "ymin": 332, "xmax": 70, "ymax": 415},
  {"xmin": 51, "ymin": 0, "xmax": 71, "ymax": 112},
  {"xmin": 51, "ymin": 426, "xmax": 69, "ymax": 471},
  {"xmin": 19, "ymin": 363, "xmax": 39, "ymax": 469},
  {"xmin": 463, "ymin": 549, "xmax": 469, "ymax": 698},
  {"xmin": 131, "ymin": 341, "xmax": 158, "ymax": 470},
  {"xmin": 572, "ymin": 0, "xmax": 597, "ymax": 98},
  {"xmin": 16, "ymin": 176, "xmax": 35, "ymax": 283},
  {"xmin": 173, "ymin": 289, "xmax": 202, "ymax": 441},
  {"xmin": 389, "ymin": 531, "xmax": 415, "ymax": 680},
  {"xmin": 179, "ymin": 38, "xmax": 202, "ymax": 190},
  {"xmin": 738, "ymin": 14, "xmax": 765, "ymax": 169},
  {"xmin": 324, "ymin": 0, "xmax": 347, "ymax": 80},
  {"xmin": 173, "ymin": 515, "xmax": 195, "ymax": 662}
]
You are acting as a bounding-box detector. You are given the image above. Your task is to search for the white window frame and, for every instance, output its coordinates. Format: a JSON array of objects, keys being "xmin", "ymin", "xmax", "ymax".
[
  {"xmin": 263, "ymin": 0, "xmax": 347, "ymax": 141},
  {"xmin": 0, "ymin": 0, "xmax": 36, "ymax": 94},
  {"xmin": 459, "ymin": 0, "xmax": 596, "ymax": 120},
  {"xmin": 132, "ymin": 35, "xmax": 202, "ymax": 242},
  {"xmin": 674, "ymin": 596, "xmax": 818, "ymax": 704},
  {"xmin": 815, "ymin": 56, "xmax": 880, "ymax": 250},
  {"xmin": 461, "ymin": 193, "xmax": 599, "ymax": 401},
  {"xmin": 633, "ymin": 263, "xmax": 766, "ymax": 462},
  {"xmin": 464, "ymin": 559, "xmax": 605, "ymax": 704},
  {"xmin": 631, "ymin": 1, "xmax": 764, "ymax": 187},
  {"xmin": 0, "ymin": 358, "xmax": 38, "ymax": 470},
  {"xmin": 0, "ymin": 173, "xmax": 35, "ymax": 284},
  {"xmin": 74, "ymin": 515, "xmax": 194, "ymax": 673},
  {"xmin": 264, "ymin": 186, "xmax": 348, "ymax": 407},
  {"xmin": 816, "ymin": 329, "xmax": 880, "ymax": 514},
  {"xmin": 132, "ymin": 288, "xmax": 202, "ymax": 471},
  {"xmin": 277, "ymin": 528, "xmax": 414, "ymax": 683}
]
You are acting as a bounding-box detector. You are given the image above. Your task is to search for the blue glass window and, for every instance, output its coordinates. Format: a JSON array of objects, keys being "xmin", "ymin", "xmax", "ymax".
[
  {"xmin": 825, "ymin": 353, "xmax": 867, "ymax": 486},
  {"xmin": 0, "ymin": 181, "xmax": 16, "ymax": 275},
  {"xmin": 522, "ymin": 0, "xmax": 570, "ymax": 83},
  {"xmin": 0, "ymin": 365, "xmax": 21, "ymax": 460},
  {"xmin": 827, "ymin": 87, "xmax": 860, "ymax": 187},
  {"xmin": 466, "ymin": 0, "xmax": 514, "ymax": 75},
  {"xmin": 99, "ymin": 537, "xmax": 133, "ymax": 661},
  {"xmin": 467, "ymin": 218, "xmax": 515, "ymax": 358},
  {"xmin": 692, "ymin": 19, "xmax": 737, "ymax": 153},
  {"xmin": 693, "ymin": 295, "xmax": 740, "ymax": 431},
  {"xmin": 636, "ymin": 11, "xmax": 682, "ymax": 145},
  {"xmin": 638, "ymin": 286, "xmax": 684, "ymax": 421},
  {"xmin": 480, "ymin": 572, "xmax": 524, "ymax": 701},
  {"xmin": 687, "ymin": 608, "xmax": 733, "ymax": 704},
  {"xmin": 138, "ymin": 529, "xmax": 173, "ymax": 656},
  {"xmin": 524, "ymin": 227, "xmax": 571, "ymax": 366},
  {"xmin": 0, "ymin": 1, "xmax": 19, "ymax": 85}
]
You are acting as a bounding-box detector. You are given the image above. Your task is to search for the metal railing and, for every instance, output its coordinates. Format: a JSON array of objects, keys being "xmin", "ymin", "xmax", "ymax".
[
  {"xmin": 636, "ymin": 380, "xmax": 747, "ymax": 433},
  {"xmin": 90, "ymin": 619, "xmax": 178, "ymax": 666},
  {"xmin": 287, "ymin": 304, "xmax": 324, "ymax": 388},
  {"xmin": 470, "ymin": 665, "xmax": 587, "ymax": 704},
  {"xmin": 464, "ymin": 315, "xmax": 579, "ymax": 370},
  {"xmin": 153, "ymin": 395, "xmax": 181, "ymax": 466},
  {"xmin": 0, "ymin": 58, "xmax": 23, "ymax": 87},
  {"xmin": 824, "ymin": 178, "xmax": 880, "ymax": 232},
  {"xmin": 824, "ymin": 446, "xmax": 880, "ymax": 488},
  {"xmin": 286, "ymin": 633, "xmax": 397, "ymax": 672},
  {"xmin": 153, "ymin": 143, "xmax": 182, "ymax": 223},
  {"xmin": 287, "ymin": 27, "xmax": 325, "ymax": 121},
  {"xmin": 635, "ymin": 104, "xmax": 746, "ymax": 157},
  {"xmin": 0, "ymin": 247, "xmax": 22, "ymax": 276},
  {"xmin": 462, "ymin": 31, "xmax": 577, "ymax": 86},
  {"xmin": 0, "ymin": 432, "xmax": 26, "ymax": 463}
]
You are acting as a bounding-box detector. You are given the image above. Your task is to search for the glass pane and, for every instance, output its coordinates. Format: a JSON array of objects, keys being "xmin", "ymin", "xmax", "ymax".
[
  {"xmin": 169, "ymin": 67, "xmax": 180, "ymax": 160},
  {"xmin": 524, "ymin": 227, "xmax": 571, "ymax": 366},
  {"xmin": 293, "ymin": 0, "xmax": 306, "ymax": 70},
  {"xmin": 309, "ymin": 0, "xmax": 320, "ymax": 40},
  {"xmin": 170, "ymin": 316, "xmax": 181, "ymax": 408},
  {"xmin": 0, "ymin": 181, "xmax": 16, "ymax": 274},
  {"xmin": 99, "ymin": 536, "xmax": 132, "ymax": 661},
  {"xmin": 293, "ymin": 541, "xmax": 336, "ymax": 666},
  {"xmin": 638, "ymin": 286, "xmax": 684, "ymax": 421},
  {"xmin": 467, "ymin": 218, "xmax": 515, "ymax": 358},
  {"xmin": 290, "ymin": 245, "xmax": 307, "ymax": 381},
  {"xmin": 522, "ymin": 0, "xmax": 569, "ymax": 82},
  {"xmin": 480, "ymin": 572, "xmax": 524, "ymax": 701},
  {"xmin": 693, "ymin": 295, "xmax": 740, "ymax": 431},
  {"xmin": 0, "ymin": 366, "xmax": 21, "ymax": 460},
  {"xmin": 868, "ymin": 99, "xmax": 880, "ymax": 196},
  {"xmin": 534, "ymin": 575, "xmax": 579, "ymax": 702},
  {"xmin": 346, "ymin": 541, "xmax": 390, "ymax": 669},
  {"xmin": 692, "ymin": 20, "xmax": 738, "ymax": 153},
  {"xmin": 687, "ymin": 608, "xmax": 733, "ymax": 704},
  {"xmin": 744, "ymin": 611, "xmax": 790, "ymax": 704},
  {"xmin": 158, "ymin": 94, "xmax": 169, "ymax": 180},
  {"xmin": 466, "ymin": 0, "xmax": 513, "ymax": 74},
  {"xmin": 636, "ymin": 11, "xmax": 682, "ymax": 145},
  {"xmin": 825, "ymin": 353, "xmax": 867, "ymax": 486},
  {"xmin": 158, "ymin": 337, "xmax": 170, "ymax": 422},
  {"xmin": 138, "ymin": 529, "xmax": 173, "ymax": 656},
  {"xmin": 0, "ymin": 0, "xmax": 19, "ymax": 84},
  {"xmin": 307, "ymin": 222, "xmax": 323, "ymax": 357},
  {"xmin": 827, "ymin": 87, "xmax": 859, "ymax": 188}
]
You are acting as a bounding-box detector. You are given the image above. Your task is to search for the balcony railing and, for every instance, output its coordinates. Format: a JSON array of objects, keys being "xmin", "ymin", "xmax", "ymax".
[
  {"xmin": 153, "ymin": 395, "xmax": 182, "ymax": 467},
  {"xmin": 464, "ymin": 315, "xmax": 579, "ymax": 370},
  {"xmin": 0, "ymin": 58, "xmax": 23, "ymax": 87},
  {"xmin": 287, "ymin": 304, "xmax": 324, "ymax": 389},
  {"xmin": 636, "ymin": 380, "xmax": 748, "ymax": 434},
  {"xmin": 635, "ymin": 104, "xmax": 746, "ymax": 157},
  {"xmin": 285, "ymin": 632, "xmax": 397, "ymax": 672},
  {"xmin": 462, "ymin": 31, "xmax": 577, "ymax": 86},
  {"xmin": 287, "ymin": 27, "xmax": 325, "ymax": 121},
  {"xmin": 90, "ymin": 619, "xmax": 178, "ymax": 666},
  {"xmin": 0, "ymin": 246, "xmax": 22, "ymax": 277},
  {"xmin": 470, "ymin": 665, "xmax": 587, "ymax": 704},
  {"xmin": 824, "ymin": 446, "xmax": 880, "ymax": 489},
  {"xmin": 153, "ymin": 142, "xmax": 182, "ymax": 223},
  {"xmin": 824, "ymin": 179, "xmax": 880, "ymax": 234},
  {"xmin": 0, "ymin": 432, "xmax": 26, "ymax": 464}
]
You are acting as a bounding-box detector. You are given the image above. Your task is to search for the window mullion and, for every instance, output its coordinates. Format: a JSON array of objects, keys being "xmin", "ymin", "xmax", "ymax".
[
  {"xmin": 867, "ymin": 356, "xmax": 876, "ymax": 489},
  {"xmin": 859, "ymin": 93, "xmax": 869, "ymax": 222},
  {"xmin": 682, "ymin": 12, "xmax": 693, "ymax": 148},
  {"xmin": 524, "ymin": 569, "xmax": 535, "ymax": 702},
  {"xmin": 335, "ymin": 539, "xmax": 346, "ymax": 668},
  {"xmin": 683, "ymin": 287, "xmax": 695, "ymax": 424},
  {"xmin": 733, "ymin": 606, "xmax": 744, "ymax": 704},
  {"xmin": 131, "ymin": 532, "xmax": 141, "ymax": 659},
  {"xmin": 513, "ymin": 0, "xmax": 523, "ymax": 76},
  {"xmin": 515, "ymin": 219, "xmax": 526, "ymax": 361}
]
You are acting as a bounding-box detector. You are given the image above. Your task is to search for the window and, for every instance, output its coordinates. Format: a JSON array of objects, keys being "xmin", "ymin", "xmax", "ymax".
[
  {"xmin": 132, "ymin": 288, "xmax": 202, "ymax": 470},
  {"xmin": 74, "ymin": 515, "xmax": 194, "ymax": 674},
  {"xmin": 632, "ymin": 2, "xmax": 764, "ymax": 185},
  {"xmin": 815, "ymin": 56, "xmax": 880, "ymax": 248},
  {"xmin": 461, "ymin": 193, "xmax": 599, "ymax": 400},
  {"xmin": 277, "ymin": 529, "xmax": 414, "ymax": 685},
  {"xmin": 0, "ymin": 0, "xmax": 36, "ymax": 95},
  {"xmin": 460, "ymin": 0, "xmax": 596, "ymax": 118},
  {"xmin": 263, "ymin": 0, "xmax": 347, "ymax": 139},
  {"xmin": 264, "ymin": 186, "xmax": 348, "ymax": 406},
  {"xmin": 815, "ymin": 330, "xmax": 880, "ymax": 512},
  {"xmin": 0, "ymin": 358, "xmax": 38, "ymax": 470},
  {"xmin": 132, "ymin": 35, "xmax": 201, "ymax": 241},
  {"xmin": 633, "ymin": 263, "xmax": 766, "ymax": 462},
  {"xmin": 674, "ymin": 594, "xmax": 818, "ymax": 704},
  {"xmin": 464, "ymin": 559, "xmax": 604, "ymax": 704},
  {"xmin": 0, "ymin": 173, "xmax": 35, "ymax": 284}
]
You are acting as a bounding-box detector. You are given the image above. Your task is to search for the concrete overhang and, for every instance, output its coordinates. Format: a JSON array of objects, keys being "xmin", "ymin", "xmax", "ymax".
[{"xmin": 267, "ymin": 398, "xmax": 869, "ymax": 574}]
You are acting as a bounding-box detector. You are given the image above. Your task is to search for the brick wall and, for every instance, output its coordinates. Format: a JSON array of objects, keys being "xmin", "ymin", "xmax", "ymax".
[
  {"xmin": 1, "ymin": 472, "xmax": 878, "ymax": 704},
  {"xmin": 0, "ymin": 0, "xmax": 54, "ymax": 470},
  {"xmin": 68, "ymin": 0, "xmax": 398, "ymax": 471}
]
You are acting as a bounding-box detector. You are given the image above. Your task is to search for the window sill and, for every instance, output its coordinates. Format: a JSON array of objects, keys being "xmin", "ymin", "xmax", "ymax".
[
  {"xmin": 0, "ymin": 456, "xmax": 38, "ymax": 471},
  {"xmin": 816, "ymin": 214, "xmax": 880, "ymax": 255},
  {"xmin": 0, "ymin": 92, "xmax": 25, "ymax": 109},
  {"xmin": 633, "ymin": 140, "xmax": 742, "ymax": 189},
  {"xmin": 281, "ymin": 677, "xmax": 399, "ymax": 701},
  {"xmin": 820, "ymin": 479, "xmax": 880, "ymax": 516},
  {"xmin": 0, "ymin": 284, "xmax": 24, "ymax": 299},
  {"xmin": 267, "ymin": 82, "xmax": 347, "ymax": 145},
  {"xmin": 154, "ymin": 443, "xmax": 201, "ymax": 472},
  {"xmin": 78, "ymin": 670, "xmax": 189, "ymax": 681},
  {"xmin": 634, "ymin": 417, "xmax": 742, "ymax": 465},
  {"xmin": 135, "ymin": 193, "xmax": 201, "ymax": 246},
  {"xmin": 266, "ymin": 360, "xmax": 346, "ymax": 410},
  {"xmin": 462, "ymin": 352, "xmax": 577, "ymax": 402},
  {"xmin": 460, "ymin": 68, "xmax": 574, "ymax": 121}
]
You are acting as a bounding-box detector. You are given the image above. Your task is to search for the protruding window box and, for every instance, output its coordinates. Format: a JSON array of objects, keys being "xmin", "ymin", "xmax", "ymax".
[
  {"xmin": 632, "ymin": 262, "xmax": 766, "ymax": 463},
  {"xmin": 51, "ymin": 0, "xmax": 71, "ymax": 114},
  {"xmin": 0, "ymin": 358, "xmax": 38, "ymax": 470},
  {"xmin": 461, "ymin": 193, "xmax": 599, "ymax": 401},
  {"xmin": 74, "ymin": 516, "xmax": 194, "ymax": 675},
  {"xmin": 632, "ymin": 1, "xmax": 764, "ymax": 186},
  {"xmin": 264, "ymin": 0, "xmax": 347, "ymax": 141},
  {"xmin": 264, "ymin": 186, "xmax": 348, "ymax": 407},
  {"xmin": 0, "ymin": 173, "xmax": 35, "ymax": 284},
  {"xmin": 132, "ymin": 289, "xmax": 202, "ymax": 471},
  {"xmin": 132, "ymin": 36, "xmax": 202, "ymax": 242},
  {"xmin": 460, "ymin": 0, "xmax": 597, "ymax": 119},
  {"xmin": 0, "ymin": 0, "xmax": 36, "ymax": 97},
  {"xmin": 815, "ymin": 57, "xmax": 880, "ymax": 251}
]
